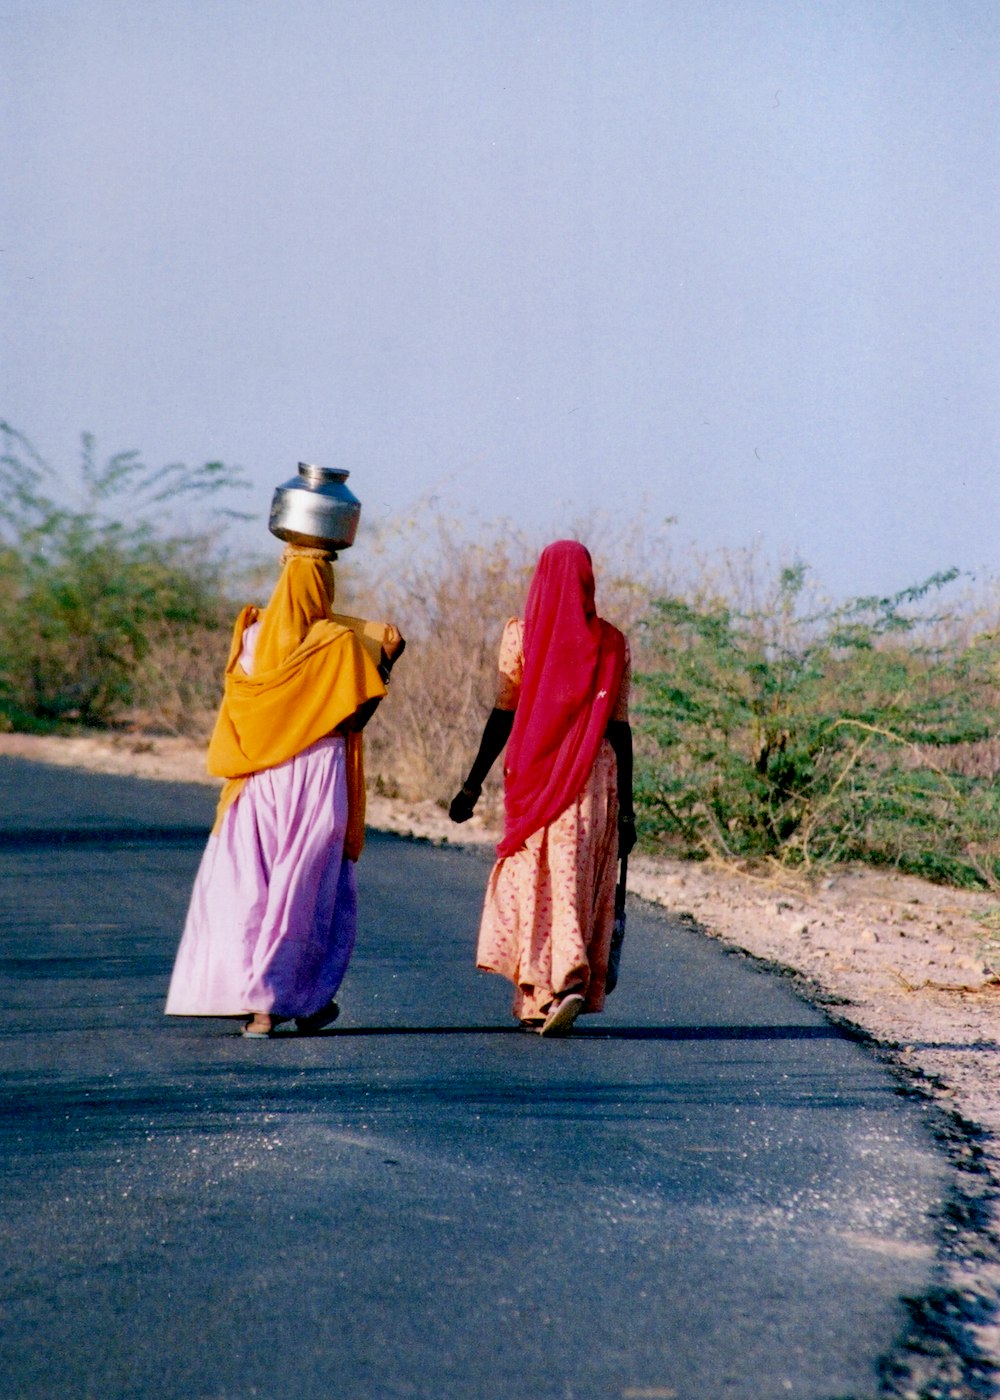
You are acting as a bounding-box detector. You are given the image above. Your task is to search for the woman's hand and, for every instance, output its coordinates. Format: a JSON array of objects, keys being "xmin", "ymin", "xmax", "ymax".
[
  {"xmin": 377, "ymin": 627, "xmax": 405, "ymax": 684},
  {"xmin": 381, "ymin": 625, "xmax": 406, "ymax": 670},
  {"xmin": 449, "ymin": 784, "xmax": 480, "ymax": 823}
]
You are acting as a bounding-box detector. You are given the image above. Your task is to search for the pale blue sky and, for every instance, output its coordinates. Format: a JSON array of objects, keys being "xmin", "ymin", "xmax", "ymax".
[{"xmin": 2, "ymin": 0, "xmax": 997, "ymax": 595}]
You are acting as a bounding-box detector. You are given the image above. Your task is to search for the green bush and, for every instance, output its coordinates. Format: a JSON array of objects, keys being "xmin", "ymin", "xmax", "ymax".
[
  {"xmin": 0, "ymin": 423, "xmax": 251, "ymax": 729},
  {"xmin": 635, "ymin": 563, "xmax": 1000, "ymax": 887},
  {"xmin": 2, "ymin": 443, "xmax": 998, "ymax": 895}
]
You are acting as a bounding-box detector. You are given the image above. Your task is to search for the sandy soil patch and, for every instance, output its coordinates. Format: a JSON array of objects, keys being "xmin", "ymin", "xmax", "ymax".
[{"xmin": 2, "ymin": 729, "xmax": 998, "ymax": 1381}]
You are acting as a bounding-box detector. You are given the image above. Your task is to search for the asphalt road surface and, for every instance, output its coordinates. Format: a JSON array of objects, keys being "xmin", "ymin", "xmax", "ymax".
[{"xmin": 0, "ymin": 757, "xmax": 949, "ymax": 1400}]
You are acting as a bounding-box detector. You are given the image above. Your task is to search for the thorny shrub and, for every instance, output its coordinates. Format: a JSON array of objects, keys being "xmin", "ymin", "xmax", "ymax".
[
  {"xmin": 635, "ymin": 562, "xmax": 1000, "ymax": 888},
  {"xmin": 3, "ymin": 431, "xmax": 998, "ymax": 892},
  {"xmin": 0, "ymin": 423, "xmax": 250, "ymax": 731}
]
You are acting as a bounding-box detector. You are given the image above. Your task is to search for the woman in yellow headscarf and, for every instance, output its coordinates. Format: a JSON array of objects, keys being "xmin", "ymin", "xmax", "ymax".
[{"xmin": 165, "ymin": 546, "xmax": 403, "ymax": 1037}]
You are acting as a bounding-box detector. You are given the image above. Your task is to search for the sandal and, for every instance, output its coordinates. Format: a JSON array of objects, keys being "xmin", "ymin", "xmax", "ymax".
[
  {"xmin": 242, "ymin": 1014, "xmax": 283, "ymax": 1038},
  {"xmin": 294, "ymin": 1000, "xmax": 340, "ymax": 1035},
  {"xmin": 540, "ymin": 993, "xmax": 584, "ymax": 1038}
]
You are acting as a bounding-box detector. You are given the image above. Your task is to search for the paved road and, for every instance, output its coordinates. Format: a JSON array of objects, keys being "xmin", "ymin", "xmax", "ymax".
[{"xmin": 0, "ymin": 757, "xmax": 948, "ymax": 1400}]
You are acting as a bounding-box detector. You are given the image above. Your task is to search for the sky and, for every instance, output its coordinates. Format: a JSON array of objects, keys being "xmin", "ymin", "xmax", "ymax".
[{"xmin": 2, "ymin": 0, "xmax": 997, "ymax": 597}]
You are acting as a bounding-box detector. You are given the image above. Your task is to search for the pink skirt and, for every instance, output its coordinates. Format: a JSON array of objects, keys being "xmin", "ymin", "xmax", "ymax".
[
  {"xmin": 476, "ymin": 739, "xmax": 619, "ymax": 1021},
  {"xmin": 165, "ymin": 734, "xmax": 356, "ymax": 1018}
]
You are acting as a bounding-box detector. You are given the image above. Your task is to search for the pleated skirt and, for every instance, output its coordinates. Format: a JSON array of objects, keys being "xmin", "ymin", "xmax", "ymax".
[{"xmin": 165, "ymin": 734, "xmax": 356, "ymax": 1018}]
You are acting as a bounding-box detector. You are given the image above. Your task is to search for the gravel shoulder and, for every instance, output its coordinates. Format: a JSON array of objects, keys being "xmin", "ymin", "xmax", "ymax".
[{"xmin": 3, "ymin": 728, "xmax": 999, "ymax": 1384}]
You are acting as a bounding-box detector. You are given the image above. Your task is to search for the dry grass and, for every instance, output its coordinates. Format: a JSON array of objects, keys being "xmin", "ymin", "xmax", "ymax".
[
  {"xmin": 110, "ymin": 507, "xmax": 1000, "ymax": 882},
  {"xmin": 129, "ymin": 628, "xmax": 233, "ymax": 737},
  {"xmin": 336, "ymin": 505, "xmax": 679, "ymax": 808}
]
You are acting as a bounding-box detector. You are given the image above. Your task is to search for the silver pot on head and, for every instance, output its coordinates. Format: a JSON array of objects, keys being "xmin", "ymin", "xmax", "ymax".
[{"xmin": 268, "ymin": 462, "xmax": 361, "ymax": 553}]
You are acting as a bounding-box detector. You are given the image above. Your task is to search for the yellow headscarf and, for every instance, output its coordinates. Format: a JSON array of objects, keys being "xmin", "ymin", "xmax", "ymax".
[{"xmin": 206, "ymin": 553, "xmax": 386, "ymax": 860}]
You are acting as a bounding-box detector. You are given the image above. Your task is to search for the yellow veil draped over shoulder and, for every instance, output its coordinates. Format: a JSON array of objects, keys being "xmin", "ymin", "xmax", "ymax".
[{"xmin": 206, "ymin": 554, "xmax": 386, "ymax": 860}]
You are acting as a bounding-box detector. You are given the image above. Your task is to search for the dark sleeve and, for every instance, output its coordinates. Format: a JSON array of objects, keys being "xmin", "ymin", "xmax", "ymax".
[
  {"xmin": 465, "ymin": 707, "xmax": 515, "ymax": 791},
  {"xmin": 606, "ymin": 719, "xmax": 633, "ymax": 816}
]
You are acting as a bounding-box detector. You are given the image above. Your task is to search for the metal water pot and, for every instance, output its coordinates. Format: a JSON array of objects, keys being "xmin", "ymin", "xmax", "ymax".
[{"xmin": 268, "ymin": 462, "xmax": 362, "ymax": 552}]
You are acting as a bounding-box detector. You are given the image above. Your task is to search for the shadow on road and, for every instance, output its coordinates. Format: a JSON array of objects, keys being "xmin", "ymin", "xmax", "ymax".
[
  {"xmin": 287, "ymin": 1022, "xmax": 847, "ymax": 1040},
  {"xmin": 0, "ymin": 826, "xmax": 207, "ymax": 850}
]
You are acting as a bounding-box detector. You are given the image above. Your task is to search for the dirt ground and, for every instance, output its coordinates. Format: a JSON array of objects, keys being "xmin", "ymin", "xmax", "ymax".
[{"xmin": 3, "ymin": 729, "xmax": 999, "ymax": 1379}]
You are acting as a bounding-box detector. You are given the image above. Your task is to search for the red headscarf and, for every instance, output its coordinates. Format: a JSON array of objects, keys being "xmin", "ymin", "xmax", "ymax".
[{"xmin": 497, "ymin": 540, "xmax": 626, "ymax": 858}]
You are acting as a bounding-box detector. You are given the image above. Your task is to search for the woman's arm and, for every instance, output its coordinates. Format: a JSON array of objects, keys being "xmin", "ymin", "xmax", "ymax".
[
  {"xmin": 606, "ymin": 718, "xmax": 636, "ymax": 856},
  {"xmin": 339, "ymin": 697, "xmax": 381, "ymax": 733},
  {"xmin": 339, "ymin": 629, "xmax": 406, "ymax": 733},
  {"xmin": 449, "ymin": 707, "xmax": 515, "ymax": 822}
]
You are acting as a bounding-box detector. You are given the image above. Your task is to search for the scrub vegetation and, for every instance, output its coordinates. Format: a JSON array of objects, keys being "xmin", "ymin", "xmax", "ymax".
[
  {"xmin": 634, "ymin": 565, "xmax": 1000, "ymax": 889},
  {"xmin": 2, "ymin": 424, "xmax": 998, "ymax": 890},
  {"xmin": 347, "ymin": 511, "xmax": 1000, "ymax": 891},
  {"xmin": 0, "ymin": 423, "xmax": 251, "ymax": 733}
]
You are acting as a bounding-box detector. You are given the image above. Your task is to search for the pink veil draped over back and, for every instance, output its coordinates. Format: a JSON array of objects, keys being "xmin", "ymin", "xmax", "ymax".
[{"xmin": 497, "ymin": 540, "xmax": 626, "ymax": 858}]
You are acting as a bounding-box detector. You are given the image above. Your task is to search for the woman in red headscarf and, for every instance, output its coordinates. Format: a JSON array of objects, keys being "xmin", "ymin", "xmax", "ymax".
[{"xmin": 450, "ymin": 541, "xmax": 635, "ymax": 1035}]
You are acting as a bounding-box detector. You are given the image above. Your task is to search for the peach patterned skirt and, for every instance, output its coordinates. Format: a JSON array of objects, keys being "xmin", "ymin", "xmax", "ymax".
[{"xmin": 476, "ymin": 739, "xmax": 620, "ymax": 1021}]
